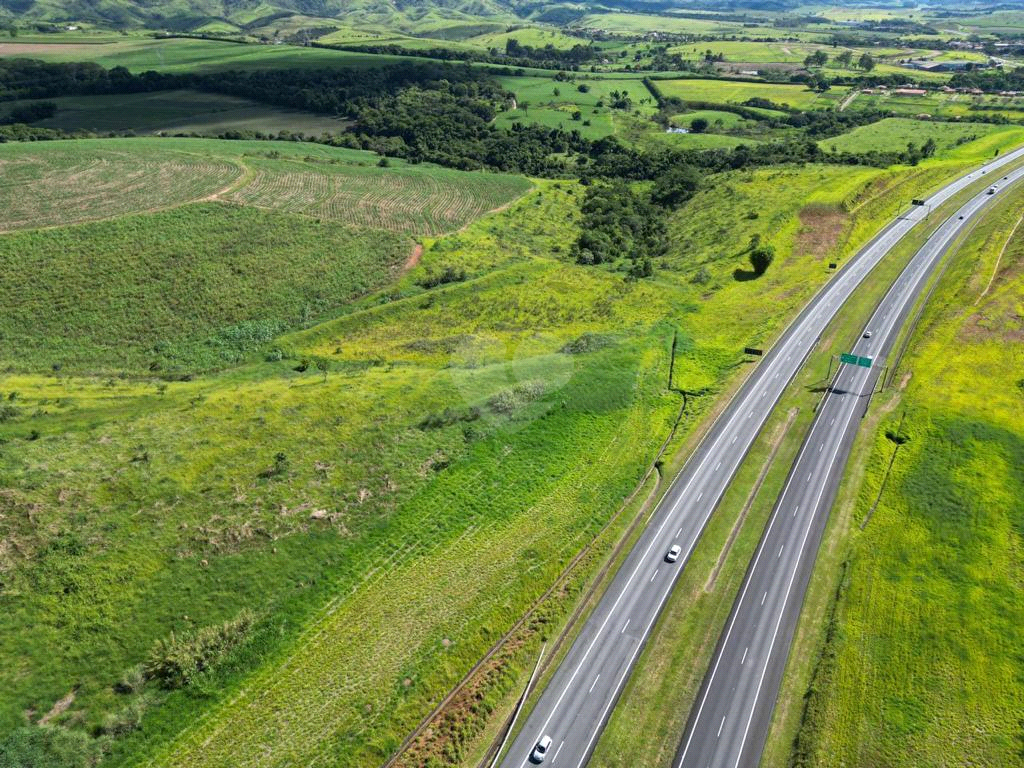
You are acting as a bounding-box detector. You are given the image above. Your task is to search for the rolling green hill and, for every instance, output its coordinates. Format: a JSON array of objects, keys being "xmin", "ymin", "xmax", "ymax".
[{"xmin": 0, "ymin": 0, "xmax": 521, "ymax": 34}]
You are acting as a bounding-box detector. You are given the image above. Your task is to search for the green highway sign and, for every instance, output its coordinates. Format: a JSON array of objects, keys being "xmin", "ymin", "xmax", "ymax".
[{"xmin": 839, "ymin": 352, "xmax": 873, "ymax": 368}]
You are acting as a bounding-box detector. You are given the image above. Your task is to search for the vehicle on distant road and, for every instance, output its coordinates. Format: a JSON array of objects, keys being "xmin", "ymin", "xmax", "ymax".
[
  {"xmin": 666, "ymin": 545, "xmax": 682, "ymax": 563},
  {"xmin": 863, "ymin": 330, "xmax": 873, "ymax": 338},
  {"xmin": 530, "ymin": 735, "xmax": 552, "ymax": 764},
  {"xmin": 988, "ymin": 186, "xmax": 997, "ymax": 194}
]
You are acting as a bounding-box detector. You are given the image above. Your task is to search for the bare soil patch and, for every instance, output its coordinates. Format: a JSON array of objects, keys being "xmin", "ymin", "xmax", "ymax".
[
  {"xmin": 402, "ymin": 243, "xmax": 424, "ymax": 274},
  {"xmin": 795, "ymin": 204, "xmax": 849, "ymax": 261},
  {"xmin": 38, "ymin": 688, "xmax": 76, "ymax": 725}
]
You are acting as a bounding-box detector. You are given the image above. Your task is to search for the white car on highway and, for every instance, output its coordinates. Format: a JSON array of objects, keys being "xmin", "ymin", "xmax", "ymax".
[
  {"xmin": 530, "ymin": 735, "xmax": 552, "ymax": 763},
  {"xmin": 665, "ymin": 545, "xmax": 682, "ymax": 563}
]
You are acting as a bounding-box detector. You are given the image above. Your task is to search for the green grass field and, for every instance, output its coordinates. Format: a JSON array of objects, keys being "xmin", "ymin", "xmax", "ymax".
[
  {"xmin": 790, "ymin": 179, "xmax": 1024, "ymax": 768},
  {"xmin": 493, "ymin": 74, "xmax": 657, "ymax": 139},
  {"xmin": 3, "ymin": 90, "xmax": 349, "ymax": 137},
  {"xmin": 0, "ymin": 203, "xmax": 411, "ymax": 373},
  {"xmin": 820, "ymin": 118, "xmax": 1024, "ymax": 160},
  {"xmin": 657, "ymin": 78, "xmax": 849, "ymax": 111}
]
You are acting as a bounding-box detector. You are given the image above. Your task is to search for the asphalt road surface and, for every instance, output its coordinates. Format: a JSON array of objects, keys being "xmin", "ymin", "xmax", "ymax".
[
  {"xmin": 676, "ymin": 162, "xmax": 1024, "ymax": 768},
  {"xmin": 498, "ymin": 147, "xmax": 1024, "ymax": 768}
]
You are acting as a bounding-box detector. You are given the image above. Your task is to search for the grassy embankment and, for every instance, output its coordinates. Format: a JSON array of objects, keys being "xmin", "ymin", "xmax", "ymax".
[
  {"xmin": 785, "ymin": 179, "xmax": 1024, "ymax": 767},
  {"xmin": 588, "ymin": 147, "xmax": 1024, "ymax": 768}
]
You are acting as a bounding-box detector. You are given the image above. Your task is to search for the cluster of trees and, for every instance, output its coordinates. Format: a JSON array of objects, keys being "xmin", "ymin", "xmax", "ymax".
[
  {"xmin": 571, "ymin": 181, "xmax": 668, "ymax": 277},
  {"xmin": 1, "ymin": 100, "xmax": 57, "ymax": 125},
  {"xmin": 308, "ymin": 38, "xmax": 600, "ymax": 71},
  {"xmin": 950, "ymin": 67, "xmax": 1024, "ymax": 93},
  {"xmin": 571, "ymin": 164, "xmax": 701, "ymax": 277}
]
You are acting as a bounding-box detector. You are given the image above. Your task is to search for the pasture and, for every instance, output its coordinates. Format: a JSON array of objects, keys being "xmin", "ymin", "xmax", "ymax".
[
  {"xmin": 657, "ymin": 78, "xmax": 849, "ymax": 111},
  {"xmin": 0, "ymin": 37, "xmax": 408, "ymax": 72},
  {"xmin": 494, "ymin": 74, "xmax": 657, "ymax": 139},
  {"xmin": 820, "ymin": 118, "xmax": 1024, "ymax": 161}
]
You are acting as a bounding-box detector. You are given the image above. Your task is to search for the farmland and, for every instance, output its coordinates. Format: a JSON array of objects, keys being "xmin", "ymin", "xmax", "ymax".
[
  {"xmin": 0, "ymin": 142, "xmax": 242, "ymax": 232},
  {"xmin": 657, "ymin": 78, "xmax": 849, "ymax": 111},
  {"xmin": 820, "ymin": 118, "xmax": 1024, "ymax": 160},
  {"xmin": 0, "ymin": 139, "xmax": 531, "ymax": 236},
  {"xmin": 1, "ymin": 3, "xmax": 1023, "ymax": 766},
  {"xmin": 0, "ymin": 37, "xmax": 408, "ymax": 72},
  {"xmin": 227, "ymin": 152, "xmax": 532, "ymax": 234},
  {"xmin": 3, "ymin": 90, "xmax": 350, "ymax": 137},
  {"xmin": 790, "ymin": 177, "xmax": 1024, "ymax": 768}
]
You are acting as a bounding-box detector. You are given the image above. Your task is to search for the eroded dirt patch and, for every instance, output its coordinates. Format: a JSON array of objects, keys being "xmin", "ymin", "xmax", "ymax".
[{"xmin": 794, "ymin": 204, "xmax": 850, "ymax": 262}]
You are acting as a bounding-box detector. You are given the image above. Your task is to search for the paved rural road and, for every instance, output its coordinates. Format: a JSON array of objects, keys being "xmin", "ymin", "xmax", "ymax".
[
  {"xmin": 497, "ymin": 147, "xmax": 1024, "ymax": 768},
  {"xmin": 676, "ymin": 161, "xmax": 1024, "ymax": 768}
]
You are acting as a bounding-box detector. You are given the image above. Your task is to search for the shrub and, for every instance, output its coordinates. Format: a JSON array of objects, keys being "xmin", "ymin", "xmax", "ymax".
[
  {"xmin": 750, "ymin": 245, "xmax": 776, "ymax": 275},
  {"xmin": 144, "ymin": 610, "xmax": 255, "ymax": 690},
  {"xmin": 0, "ymin": 726, "xmax": 102, "ymax": 768},
  {"xmin": 418, "ymin": 266, "xmax": 467, "ymax": 289}
]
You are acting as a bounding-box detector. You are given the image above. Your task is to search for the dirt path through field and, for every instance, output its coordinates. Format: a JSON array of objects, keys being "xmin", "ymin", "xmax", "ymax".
[
  {"xmin": 401, "ymin": 243, "xmax": 424, "ymax": 273},
  {"xmin": 975, "ymin": 211, "xmax": 1024, "ymax": 304}
]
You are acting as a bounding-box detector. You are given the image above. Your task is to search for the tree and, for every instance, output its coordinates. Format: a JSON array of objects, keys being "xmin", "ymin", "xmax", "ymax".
[
  {"xmin": 690, "ymin": 117, "xmax": 709, "ymax": 133},
  {"xmin": 858, "ymin": 53, "xmax": 876, "ymax": 72},
  {"xmin": 836, "ymin": 50, "xmax": 853, "ymax": 68},
  {"xmin": 750, "ymin": 244, "xmax": 776, "ymax": 275},
  {"xmin": 804, "ymin": 50, "xmax": 829, "ymax": 68},
  {"xmin": 577, "ymin": 83, "xmax": 590, "ymax": 93}
]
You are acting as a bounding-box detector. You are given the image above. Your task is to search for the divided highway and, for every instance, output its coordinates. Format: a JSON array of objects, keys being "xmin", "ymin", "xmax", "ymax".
[
  {"xmin": 676, "ymin": 162, "xmax": 1024, "ymax": 768},
  {"xmin": 497, "ymin": 146, "xmax": 1024, "ymax": 768}
]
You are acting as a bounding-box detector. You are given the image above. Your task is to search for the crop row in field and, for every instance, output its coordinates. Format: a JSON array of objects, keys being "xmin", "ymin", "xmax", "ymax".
[
  {"xmin": 0, "ymin": 203, "xmax": 411, "ymax": 373},
  {"xmin": 0, "ymin": 138, "xmax": 532, "ymax": 236},
  {"xmin": 0, "ymin": 143, "xmax": 241, "ymax": 232},
  {"xmin": 227, "ymin": 154, "xmax": 531, "ymax": 235}
]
